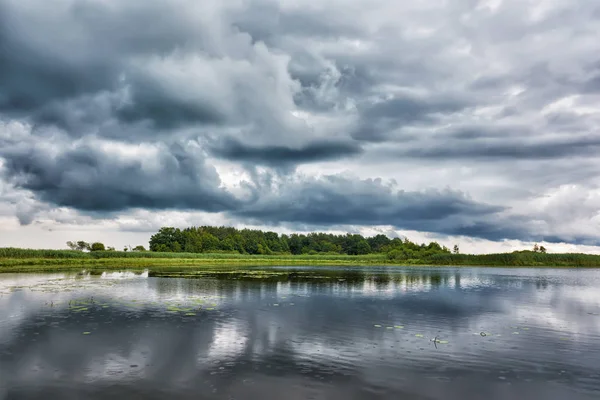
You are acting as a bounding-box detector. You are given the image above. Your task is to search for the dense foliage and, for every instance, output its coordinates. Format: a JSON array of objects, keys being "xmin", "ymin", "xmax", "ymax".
[{"xmin": 148, "ymin": 226, "xmax": 452, "ymax": 258}]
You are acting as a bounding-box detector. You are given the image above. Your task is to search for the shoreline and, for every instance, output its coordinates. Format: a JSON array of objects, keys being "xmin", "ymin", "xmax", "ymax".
[{"xmin": 1, "ymin": 255, "xmax": 599, "ymax": 274}]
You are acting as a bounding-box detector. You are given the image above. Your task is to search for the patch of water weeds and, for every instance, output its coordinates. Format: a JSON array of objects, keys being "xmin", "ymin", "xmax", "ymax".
[{"xmin": 148, "ymin": 268, "xmax": 380, "ymax": 283}]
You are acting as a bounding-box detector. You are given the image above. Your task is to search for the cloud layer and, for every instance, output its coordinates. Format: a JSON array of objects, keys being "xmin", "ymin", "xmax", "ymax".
[{"xmin": 1, "ymin": 0, "xmax": 600, "ymax": 247}]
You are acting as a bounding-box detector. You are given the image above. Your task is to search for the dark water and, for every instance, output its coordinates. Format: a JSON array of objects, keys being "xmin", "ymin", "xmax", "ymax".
[{"xmin": 1, "ymin": 267, "xmax": 599, "ymax": 400}]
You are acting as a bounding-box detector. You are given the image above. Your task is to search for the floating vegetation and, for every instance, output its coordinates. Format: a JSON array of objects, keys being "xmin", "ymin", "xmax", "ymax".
[
  {"xmin": 82, "ymin": 332, "xmax": 91, "ymax": 335},
  {"xmin": 394, "ymin": 325, "xmax": 404, "ymax": 329},
  {"xmin": 431, "ymin": 336, "xmax": 448, "ymax": 348},
  {"xmin": 415, "ymin": 334, "xmax": 424, "ymax": 338},
  {"xmin": 374, "ymin": 324, "xmax": 382, "ymax": 328},
  {"xmin": 185, "ymin": 313, "xmax": 196, "ymax": 316},
  {"xmin": 386, "ymin": 326, "xmax": 394, "ymax": 329}
]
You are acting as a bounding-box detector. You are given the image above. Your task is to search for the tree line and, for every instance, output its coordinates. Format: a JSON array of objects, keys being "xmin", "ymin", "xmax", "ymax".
[
  {"xmin": 147, "ymin": 226, "xmax": 456, "ymax": 260},
  {"xmin": 63, "ymin": 227, "xmax": 549, "ymax": 263}
]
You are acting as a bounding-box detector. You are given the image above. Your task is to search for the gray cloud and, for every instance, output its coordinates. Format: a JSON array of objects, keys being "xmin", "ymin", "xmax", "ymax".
[
  {"xmin": 352, "ymin": 94, "xmax": 472, "ymax": 141},
  {"xmin": 379, "ymin": 135, "xmax": 600, "ymax": 160},
  {"xmin": 0, "ymin": 0, "xmax": 307, "ymax": 148},
  {"xmin": 209, "ymin": 138, "xmax": 363, "ymax": 166},
  {"xmin": 233, "ymin": 174, "xmax": 514, "ymax": 238},
  {"xmin": 0, "ymin": 139, "xmax": 238, "ymax": 212}
]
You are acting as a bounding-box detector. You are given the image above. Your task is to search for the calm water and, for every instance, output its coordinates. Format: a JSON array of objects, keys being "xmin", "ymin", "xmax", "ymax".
[{"xmin": 1, "ymin": 266, "xmax": 599, "ymax": 399}]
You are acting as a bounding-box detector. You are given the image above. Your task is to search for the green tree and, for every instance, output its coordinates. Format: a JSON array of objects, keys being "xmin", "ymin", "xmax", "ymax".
[
  {"xmin": 220, "ymin": 237, "xmax": 236, "ymax": 252},
  {"xmin": 76, "ymin": 241, "xmax": 90, "ymax": 251},
  {"xmin": 355, "ymin": 239, "xmax": 371, "ymax": 255},
  {"xmin": 172, "ymin": 241, "xmax": 182, "ymax": 252},
  {"xmin": 150, "ymin": 227, "xmax": 183, "ymax": 252},
  {"xmin": 90, "ymin": 242, "xmax": 105, "ymax": 251},
  {"xmin": 453, "ymin": 245, "xmax": 460, "ymax": 254},
  {"xmin": 539, "ymin": 246, "xmax": 547, "ymax": 253},
  {"xmin": 133, "ymin": 245, "xmax": 146, "ymax": 252},
  {"xmin": 367, "ymin": 234, "xmax": 391, "ymax": 252},
  {"xmin": 200, "ymin": 232, "xmax": 220, "ymax": 252}
]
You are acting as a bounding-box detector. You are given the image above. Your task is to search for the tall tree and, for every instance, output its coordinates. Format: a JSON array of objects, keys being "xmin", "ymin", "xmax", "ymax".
[{"xmin": 90, "ymin": 242, "xmax": 105, "ymax": 251}]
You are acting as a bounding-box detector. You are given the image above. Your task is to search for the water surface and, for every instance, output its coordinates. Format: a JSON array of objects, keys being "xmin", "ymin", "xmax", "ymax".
[{"xmin": 1, "ymin": 266, "xmax": 599, "ymax": 399}]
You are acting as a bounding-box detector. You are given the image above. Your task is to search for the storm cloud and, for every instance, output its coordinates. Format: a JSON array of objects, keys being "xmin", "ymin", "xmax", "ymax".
[
  {"xmin": 209, "ymin": 138, "xmax": 363, "ymax": 166},
  {"xmin": 1, "ymin": 0, "xmax": 600, "ymax": 247},
  {"xmin": 0, "ymin": 135, "xmax": 238, "ymax": 212}
]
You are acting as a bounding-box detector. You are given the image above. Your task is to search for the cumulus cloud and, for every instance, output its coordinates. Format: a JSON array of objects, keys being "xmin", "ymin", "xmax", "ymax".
[{"xmin": 1, "ymin": 0, "xmax": 600, "ymax": 248}]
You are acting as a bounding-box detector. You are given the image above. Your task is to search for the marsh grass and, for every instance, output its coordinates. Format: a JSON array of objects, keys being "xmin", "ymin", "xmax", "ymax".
[{"xmin": 2, "ymin": 247, "xmax": 600, "ymax": 273}]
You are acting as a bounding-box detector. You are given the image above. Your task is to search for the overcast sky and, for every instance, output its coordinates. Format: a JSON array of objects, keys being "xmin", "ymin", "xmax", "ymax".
[{"xmin": 1, "ymin": 0, "xmax": 600, "ymax": 253}]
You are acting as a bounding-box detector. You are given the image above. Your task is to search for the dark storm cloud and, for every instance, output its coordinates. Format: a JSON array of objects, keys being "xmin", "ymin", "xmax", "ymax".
[
  {"xmin": 232, "ymin": 175, "xmax": 514, "ymax": 238},
  {"xmin": 0, "ymin": 141, "xmax": 239, "ymax": 212},
  {"xmin": 209, "ymin": 138, "xmax": 363, "ymax": 165},
  {"xmin": 351, "ymin": 94, "xmax": 472, "ymax": 141},
  {"xmin": 115, "ymin": 74, "xmax": 228, "ymax": 130},
  {"xmin": 0, "ymin": 0, "xmax": 188, "ymax": 129},
  {"xmin": 382, "ymin": 135, "xmax": 600, "ymax": 160}
]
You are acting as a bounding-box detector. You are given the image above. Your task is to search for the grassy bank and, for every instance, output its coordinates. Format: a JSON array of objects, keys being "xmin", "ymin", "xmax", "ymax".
[
  {"xmin": 2, "ymin": 247, "xmax": 600, "ymax": 273},
  {"xmin": 0, "ymin": 248, "xmax": 387, "ymax": 273}
]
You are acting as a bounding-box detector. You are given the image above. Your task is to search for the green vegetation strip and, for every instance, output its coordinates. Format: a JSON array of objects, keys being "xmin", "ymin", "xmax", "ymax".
[
  {"xmin": 4, "ymin": 225, "xmax": 599, "ymax": 271},
  {"xmin": 2, "ymin": 251, "xmax": 600, "ymax": 273}
]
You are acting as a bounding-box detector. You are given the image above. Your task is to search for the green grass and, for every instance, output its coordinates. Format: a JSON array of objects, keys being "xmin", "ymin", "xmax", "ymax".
[
  {"xmin": 0, "ymin": 247, "xmax": 383, "ymax": 260},
  {"xmin": 0, "ymin": 248, "xmax": 388, "ymax": 273},
  {"xmin": 2, "ymin": 247, "xmax": 600, "ymax": 273}
]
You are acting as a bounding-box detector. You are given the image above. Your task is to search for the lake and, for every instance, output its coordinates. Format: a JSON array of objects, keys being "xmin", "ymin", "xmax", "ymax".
[{"xmin": 1, "ymin": 266, "xmax": 599, "ymax": 399}]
